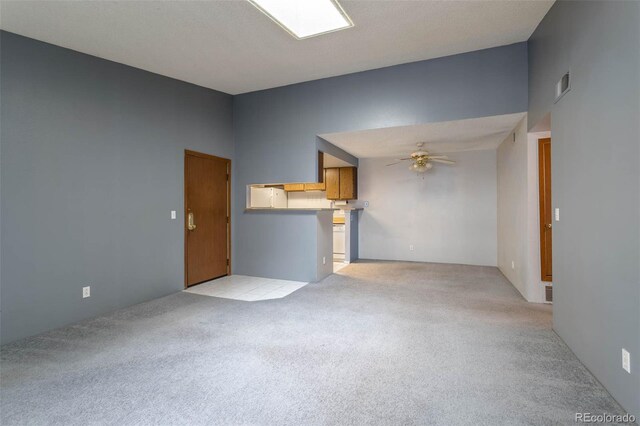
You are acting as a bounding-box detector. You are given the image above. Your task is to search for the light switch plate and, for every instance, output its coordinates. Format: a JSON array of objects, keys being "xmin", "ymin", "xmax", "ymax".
[
  {"xmin": 171, "ymin": 210, "xmax": 177, "ymax": 220},
  {"xmin": 622, "ymin": 348, "xmax": 631, "ymax": 373},
  {"xmin": 554, "ymin": 208, "xmax": 560, "ymax": 221},
  {"xmin": 82, "ymin": 286, "xmax": 91, "ymax": 298}
]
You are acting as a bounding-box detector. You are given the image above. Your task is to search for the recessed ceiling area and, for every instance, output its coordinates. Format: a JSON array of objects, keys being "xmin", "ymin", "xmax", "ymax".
[
  {"xmin": 0, "ymin": 1, "xmax": 553, "ymax": 94},
  {"xmin": 319, "ymin": 113, "xmax": 526, "ymax": 158}
]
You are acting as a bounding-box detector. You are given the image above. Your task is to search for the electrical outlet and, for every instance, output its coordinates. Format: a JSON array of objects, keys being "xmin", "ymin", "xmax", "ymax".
[
  {"xmin": 511, "ymin": 261, "xmax": 515, "ymax": 270},
  {"xmin": 409, "ymin": 244, "xmax": 414, "ymax": 251},
  {"xmin": 622, "ymin": 348, "xmax": 631, "ymax": 373},
  {"xmin": 170, "ymin": 210, "xmax": 177, "ymax": 220},
  {"xmin": 322, "ymin": 256, "xmax": 326, "ymax": 265},
  {"xmin": 82, "ymin": 286, "xmax": 91, "ymax": 298},
  {"xmin": 364, "ymin": 201, "xmax": 369, "ymax": 207}
]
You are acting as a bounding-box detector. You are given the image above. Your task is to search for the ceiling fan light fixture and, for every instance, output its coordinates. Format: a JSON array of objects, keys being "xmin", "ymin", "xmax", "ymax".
[{"xmin": 409, "ymin": 162, "xmax": 432, "ymax": 173}]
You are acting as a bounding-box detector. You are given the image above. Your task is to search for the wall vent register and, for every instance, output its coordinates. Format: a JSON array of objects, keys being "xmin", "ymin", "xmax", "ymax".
[{"xmin": 554, "ymin": 71, "xmax": 571, "ymax": 103}]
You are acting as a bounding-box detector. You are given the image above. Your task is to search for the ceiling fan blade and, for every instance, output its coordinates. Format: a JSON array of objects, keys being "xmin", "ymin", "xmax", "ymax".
[
  {"xmin": 385, "ymin": 161, "xmax": 401, "ymax": 166},
  {"xmin": 428, "ymin": 156, "xmax": 449, "ymax": 159},
  {"xmin": 386, "ymin": 158, "xmax": 412, "ymax": 166},
  {"xmin": 431, "ymin": 159, "xmax": 455, "ymax": 164}
]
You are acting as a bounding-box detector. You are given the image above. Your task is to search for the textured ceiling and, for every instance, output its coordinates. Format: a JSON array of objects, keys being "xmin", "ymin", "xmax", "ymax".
[
  {"xmin": 320, "ymin": 113, "xmax": 527, "ymax": 158},
  {"xmin": 0, "ymin": 0, "xmax": 553, "ymax": 94}
]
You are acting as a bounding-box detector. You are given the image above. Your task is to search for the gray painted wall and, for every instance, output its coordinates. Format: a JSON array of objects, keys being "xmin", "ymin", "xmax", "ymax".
[
  {"xmin": 347, "ymin": 211, "xmax": 358, "ymax": 263},
  {"xmin": 529, "ymin": 1, "xmax": 640, "ymax": 416},
  {"xmin": 233, "ymin": 43, "xmax": 528, "ymax": 282},
  {"xmin": 0, "ymin": 32, "xmax": 234, "ymax": 344}
]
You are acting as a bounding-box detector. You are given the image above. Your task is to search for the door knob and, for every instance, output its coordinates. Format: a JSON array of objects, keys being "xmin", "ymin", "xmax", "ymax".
[
  {"xmin": 547, "ymin": 223, "xmax": 552, "ymax": 229},
  {"xmin": 187, "ymin": 211, "xmax": 196, "ymax": 231}
]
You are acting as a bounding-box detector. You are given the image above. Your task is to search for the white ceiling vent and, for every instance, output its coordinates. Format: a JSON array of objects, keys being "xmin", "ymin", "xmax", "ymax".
[{"xmin": 554, "ymin": 71, "xmax": 571, "ymax": 103}]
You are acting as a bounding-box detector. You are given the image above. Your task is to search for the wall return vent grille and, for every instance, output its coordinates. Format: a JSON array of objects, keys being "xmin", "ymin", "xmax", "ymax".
[{"xmin": 554, "ymin": 71, "xmax": 571, "ymax": 103}]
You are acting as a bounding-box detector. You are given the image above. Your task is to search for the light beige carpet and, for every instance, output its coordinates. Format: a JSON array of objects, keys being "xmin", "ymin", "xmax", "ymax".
[{"xmin": 1, "ymin": 261, "xmax": 628, "ymax": 425}]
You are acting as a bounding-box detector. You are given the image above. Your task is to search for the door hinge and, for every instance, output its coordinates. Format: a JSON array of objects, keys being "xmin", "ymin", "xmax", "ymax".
[
  {"xmin": 226, "ymin": 173, "xmax": 230, "ymax": 181},
  {"xmin": 226, "ymin": 259, "xmax": 230, "ymax": 266},
  {"xmin": 227, "ymin": 216, "xmax": 230, "ymax": 224}
]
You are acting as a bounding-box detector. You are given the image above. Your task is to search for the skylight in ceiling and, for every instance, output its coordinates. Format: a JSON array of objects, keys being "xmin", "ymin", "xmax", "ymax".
[{"xmin": 248, "ymin": 0, "xmax": 354, "ymax": 40}]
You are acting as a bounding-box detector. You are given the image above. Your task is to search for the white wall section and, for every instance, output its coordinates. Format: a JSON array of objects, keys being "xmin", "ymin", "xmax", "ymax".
[
  {"xmin": 316, "ymin": 211, "xmax": 334, "ymax": 281},
  {"xmin": 358, "ymin": 150, "xmax": 497, "ymax": 266}
]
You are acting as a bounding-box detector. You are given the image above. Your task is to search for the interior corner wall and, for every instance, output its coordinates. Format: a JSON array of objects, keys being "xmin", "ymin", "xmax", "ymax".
[
  {"xmin": 497, "ymin": 118, "xmax": 530, "ymax": 299},
  {"xmin": 0, "ymin": 31, "xmax": 234, "ymax": 344},
  {"xmin": 358, "ymin": 150, "xmax": 497, "ymax": 266},
  {"xmin": 233, "ymin": 42, "xmax": 528, "ymax": 282},
  {"xmin": 496, "ymin": 117, "xmax": 546, "ymax": 303},
  {"xmin": 528, "ymin": 1, "xmax": 640, "ymax": 416}
]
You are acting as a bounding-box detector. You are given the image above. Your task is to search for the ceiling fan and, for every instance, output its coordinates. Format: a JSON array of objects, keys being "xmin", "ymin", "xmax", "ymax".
[{"xmin": 386, "ymin": 143, "xmax": 455, "ymax": 173}]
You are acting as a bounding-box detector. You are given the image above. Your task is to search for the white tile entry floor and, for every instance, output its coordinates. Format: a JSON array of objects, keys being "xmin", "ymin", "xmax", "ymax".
[{"xmin": 184, "ymin": 275, "xmax": 308, "ymax": 302}]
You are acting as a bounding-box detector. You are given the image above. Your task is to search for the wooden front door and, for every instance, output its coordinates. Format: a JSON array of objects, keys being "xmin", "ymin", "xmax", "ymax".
[
  {"xmin": 184, "ymin": 150, "xmax": 230, "ymax": 287},
  {"xmin": 538, "ymin": 138, "xmax": 552, "ymax": 282}
]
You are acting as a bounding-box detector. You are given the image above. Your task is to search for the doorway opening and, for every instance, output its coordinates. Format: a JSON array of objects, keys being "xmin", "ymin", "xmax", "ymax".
[
  {"xmin": 184, "ymin": 150, "xmax": 231, "ymax": 288},
  {"xmin": 319, "ymin": 151, "xmax": 358, "ymax": 273},
  {"xmin": 538, "ymin": 137, "xmax": 553, "ymax": 285},
  {"xmin": 525, "ymin": 112, "xmax": 553, "ymax": 304}
]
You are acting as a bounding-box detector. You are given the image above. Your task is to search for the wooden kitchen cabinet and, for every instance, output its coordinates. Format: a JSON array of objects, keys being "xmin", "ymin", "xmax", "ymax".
[
  {"xmin": 325, "ymin": 167, "xmax": 357, "ymax": 200},
  {"xmin": 339, "ymin": 167, "xmax": 357, "ymax": 200},
  {"xmin": 325, "ymin": 168, "xmax": 340, "ymax": 199},
  {"xmin": 283, "ymin": 182, "xmax": 325, "ymax": 192},
  {"xmin": 303, "ymin": 182, "xmax": 326, "ymax": 191},
  {"xmin": 283, "ymin": 183, "xmax": 305, "ymax": 192}
]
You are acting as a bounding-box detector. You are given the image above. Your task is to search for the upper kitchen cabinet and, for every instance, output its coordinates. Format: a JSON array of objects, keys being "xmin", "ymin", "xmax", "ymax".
[
  {"xmin": 325, "ymin": 168, "xmax": 340, "ymax": 199},
  {"xmin": 339, "ymin": 167, "xmax": 357, "ymax": 200},
  {"xmin": 326, "ymin": 167, "xmax": 357, "ymax": 200}
]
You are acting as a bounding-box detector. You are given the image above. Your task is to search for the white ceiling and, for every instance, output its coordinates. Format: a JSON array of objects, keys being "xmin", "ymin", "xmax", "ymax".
[
  {"xmin": 0, "ymin": 0, "xmax": 553, "ymax": 95},
  {"xmin": 319, "ymin": 113, "xmax": 526, "ymax": 158}
]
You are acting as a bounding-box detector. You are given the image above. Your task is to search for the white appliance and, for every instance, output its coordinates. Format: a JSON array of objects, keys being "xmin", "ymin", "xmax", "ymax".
[
  {"xmin": 250, "ymin": 187, "xmax": 287, "ymax": 208},
  {"xmin": 333, "ymin": 224, "xmax": 345, "ymax": 261}
]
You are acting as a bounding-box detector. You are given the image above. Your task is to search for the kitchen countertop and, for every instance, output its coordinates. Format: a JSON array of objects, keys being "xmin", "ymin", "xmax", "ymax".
[
  {"xmin": 246, "ymin": 207, "xmax": 364, "ymax": 212},
  {"xmin": 245, "ymin": 207, "xmax": 338, "ymax": 212}
]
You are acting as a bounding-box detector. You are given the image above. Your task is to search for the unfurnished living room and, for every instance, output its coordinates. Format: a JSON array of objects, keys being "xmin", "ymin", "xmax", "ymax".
[{"xmin": 0, "ymin": 1, "xmax": 638, "ymax": 425}]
